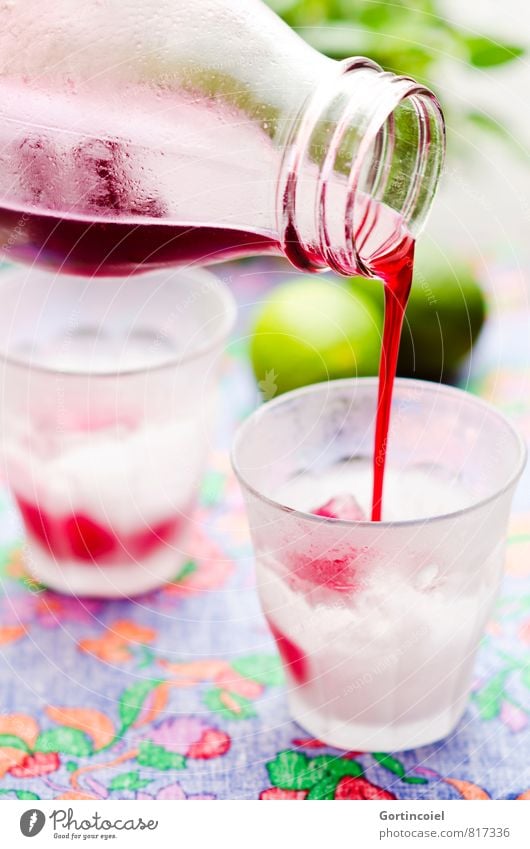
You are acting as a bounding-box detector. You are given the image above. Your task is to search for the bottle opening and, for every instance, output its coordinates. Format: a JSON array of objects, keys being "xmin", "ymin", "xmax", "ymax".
[
  {"xmin": 351, "ymin": 88, "xmax": 445, "ymax": 276},
  {"xmin": 280, "ymin": 60, "xmax": 445, "ymax": 277}
]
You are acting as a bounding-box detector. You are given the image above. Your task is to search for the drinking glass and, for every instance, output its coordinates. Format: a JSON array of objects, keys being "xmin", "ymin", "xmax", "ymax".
[
  {"xmin": 0, "ymin": 265, "xmax": 235, "ymax": 597},
  {"xmin": 232, "ymin": 378, "xmax": 526, "ymax": 750}
]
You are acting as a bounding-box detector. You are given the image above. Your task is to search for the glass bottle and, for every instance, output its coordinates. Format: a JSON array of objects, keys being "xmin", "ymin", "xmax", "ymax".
[{"xmin": 0, "ymin": 0, "xmax": 445, "ymax": 277}]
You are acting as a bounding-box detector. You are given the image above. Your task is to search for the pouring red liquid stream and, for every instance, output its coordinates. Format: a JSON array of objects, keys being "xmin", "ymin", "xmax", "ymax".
[{"xmin": 370, "ymin": 234, "xmax": 415, "ymax": 521}]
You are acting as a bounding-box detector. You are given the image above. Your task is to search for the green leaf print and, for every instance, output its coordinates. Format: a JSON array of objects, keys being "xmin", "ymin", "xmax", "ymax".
[
  {"xmin": 118, "ymin": 679, "xmax": 163, "ymax": 733},
  {"xmin": 373, "ymin": 753, "xmax": 406, "ymax": 778},
  {"xmin": 473, "ymin": 670, "xmax": 510, "ymax": 720},
  {"xmin": 109, "ymin": 771, "xmax": 152, "ymax": 791},
  {"xmin": 267, "ymin": 751, "xmax": 329, "ymax": 790},
  {"xmin": 323, "ymin": 758, "xmax": 364, "ymax": 780},
  {"xmin": 231, "ymin": 654, "xmax": 284, "ymax": 687},
  {"xmin": 204, "ymin": 688, "xmax": 256, "ymax": 720},
  {"xmin": 35, "ymin": 728, "xmax": 93, "ymax": 757},
  {"xmin": 0, "ymin": 789, "xmax": 40, "ymax": 799},
  {"xmin": 306, "ymin": 776, "xmax": 337, "ymax": 800},
  {"xmin": 137, "ymin": 741, "xmax": 186, "ymax": 771},
  {"xmin": 0, "ymin": 734, "xmax": 30, "ymax": 752}
]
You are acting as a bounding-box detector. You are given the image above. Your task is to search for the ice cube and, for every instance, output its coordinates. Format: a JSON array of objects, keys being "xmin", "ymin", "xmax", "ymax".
[{"xmin": 312, "ymin": 494, "xmax": 366, "ymax": 521}]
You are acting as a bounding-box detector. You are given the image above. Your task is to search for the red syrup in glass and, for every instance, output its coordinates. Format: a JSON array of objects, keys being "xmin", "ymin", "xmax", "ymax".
[{"xmin": 15, "ymin": 493, "xmax": 185, "ymax": 565}]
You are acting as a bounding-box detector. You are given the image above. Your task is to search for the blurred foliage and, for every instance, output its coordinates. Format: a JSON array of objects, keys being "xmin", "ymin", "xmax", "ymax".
[{"xmin": 266, "ymin": 0, "xmax": 525, "ymax": 153}]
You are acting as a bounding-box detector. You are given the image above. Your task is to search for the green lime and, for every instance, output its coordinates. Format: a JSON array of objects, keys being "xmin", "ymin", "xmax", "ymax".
[
  {"xmin": 250, "ymin": 277, "xmax": 383, "ymax": 397},
  {"xmin": 348, "ymin": 244, "xmax": 487, "ymax": 380}
]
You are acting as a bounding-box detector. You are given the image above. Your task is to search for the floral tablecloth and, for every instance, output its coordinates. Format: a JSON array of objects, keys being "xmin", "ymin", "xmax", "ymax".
[{"xmin": 0, "ymin": 259, "xmax": 529, "ymax": 802}]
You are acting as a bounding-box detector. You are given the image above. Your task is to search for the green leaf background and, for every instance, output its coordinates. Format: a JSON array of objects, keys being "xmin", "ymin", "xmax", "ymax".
[{"xmin": 266, "ymin": 0, "xmax": 525, "ymax": 151}]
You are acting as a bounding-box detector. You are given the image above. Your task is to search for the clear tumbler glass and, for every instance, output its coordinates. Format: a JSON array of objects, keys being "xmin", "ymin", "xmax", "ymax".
[
  {"xmin": 0, "ymin": 265, "xmax": 235, "ymax": 597},
  {"xmin": 232, "ymin": 378, "xmax": 526, "ymax": 750}
]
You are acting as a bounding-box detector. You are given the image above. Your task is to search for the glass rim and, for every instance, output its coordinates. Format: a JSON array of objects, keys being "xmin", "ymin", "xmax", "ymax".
[
  {"xmin": 231, "ymin": 376, "xmax": 527, "ymax": 529},
  {"xmin": 0, "ymin": 265, "xmax": 237, "ymax": 378}
]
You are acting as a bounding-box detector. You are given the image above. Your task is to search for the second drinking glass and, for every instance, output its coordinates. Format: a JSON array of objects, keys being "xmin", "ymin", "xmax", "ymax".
[{"xmin": 0, "ymin": 265, "xmax": 235, "ymax": 597}]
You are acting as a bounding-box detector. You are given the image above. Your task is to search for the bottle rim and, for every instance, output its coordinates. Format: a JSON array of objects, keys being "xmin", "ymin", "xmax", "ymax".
[{"xmin": 278, "ymin": 57, "xmax": 446, "ymax": 276}]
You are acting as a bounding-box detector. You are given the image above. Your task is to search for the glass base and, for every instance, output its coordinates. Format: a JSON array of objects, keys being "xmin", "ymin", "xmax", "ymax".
[
  {"xmin": 25, "ymin": 544, "xmax": 185, "ymax": 598},
  {"xmin": 288, "ymin": 690, "xmax": 468, "ymax": 751}
]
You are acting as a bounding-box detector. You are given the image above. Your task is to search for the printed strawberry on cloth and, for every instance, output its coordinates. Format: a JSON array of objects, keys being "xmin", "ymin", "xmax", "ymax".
[{"xmin": 0, "ymin": 259, "xmax": 530, "ymax": 800}]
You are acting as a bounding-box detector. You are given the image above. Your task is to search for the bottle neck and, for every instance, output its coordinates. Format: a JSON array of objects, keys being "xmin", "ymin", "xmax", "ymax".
[{"xmin": 278, "ymin": 58, "xmax": 445, "ymax": 276}]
